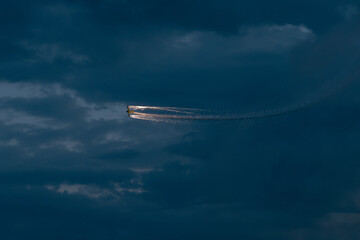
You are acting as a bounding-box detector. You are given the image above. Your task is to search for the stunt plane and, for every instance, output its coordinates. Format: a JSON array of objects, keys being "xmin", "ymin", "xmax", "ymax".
[{"xmin": 126, "ymin": 105, "xmax": 134, "ymax": 117}]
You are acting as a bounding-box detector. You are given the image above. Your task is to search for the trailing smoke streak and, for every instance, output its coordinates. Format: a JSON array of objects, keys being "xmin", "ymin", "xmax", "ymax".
[
  {"xmin": 131, "ymin": 106, "xmax": 204, "ymax": 114},
  {"xmin": 129, "ymin": 61, "xmax": 360, "ymax": 122},
  {"xmin": 132, "ymin": 106, "xmax": 202, "ymax": 111}
]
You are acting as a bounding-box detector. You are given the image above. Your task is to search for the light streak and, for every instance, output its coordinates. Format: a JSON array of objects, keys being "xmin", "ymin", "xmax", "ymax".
[{"xmin": 128, "ymin": 60, "xmax": 360, "ymax": 123}]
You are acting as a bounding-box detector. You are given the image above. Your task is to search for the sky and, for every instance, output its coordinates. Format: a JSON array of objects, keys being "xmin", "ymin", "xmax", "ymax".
[{"xmin": 1, "ymin": 1, "xmax": 360, "ymax": 239}]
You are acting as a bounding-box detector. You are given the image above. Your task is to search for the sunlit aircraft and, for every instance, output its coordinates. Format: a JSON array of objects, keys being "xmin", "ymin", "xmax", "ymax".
[{"xmin": 126, "ymin": 105, "xmax": 134, "ymax": 117}]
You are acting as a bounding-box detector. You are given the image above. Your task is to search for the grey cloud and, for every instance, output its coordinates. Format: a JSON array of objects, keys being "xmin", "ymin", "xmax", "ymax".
[
  {"xmin": 0, "ymin": 1, "xmax": 360, "ymax": 239},
  {"xmin": 0, "ymin": 81, "xmax": 190, "ymax": 172}
]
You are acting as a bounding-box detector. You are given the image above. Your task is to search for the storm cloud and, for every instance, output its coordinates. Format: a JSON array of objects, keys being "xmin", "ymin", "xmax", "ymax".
[{"xmin": 1, "ymin": 1, "xmax": 360, "ymax": 239}]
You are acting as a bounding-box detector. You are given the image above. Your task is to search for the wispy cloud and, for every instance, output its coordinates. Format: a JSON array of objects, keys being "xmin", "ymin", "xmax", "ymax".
[
  {"xmin": 0, "ymin": 82, "xmax": 128, "ymax": 125},
  {"xmin": 40, "ymin": 140, "xmax": 83, "ymax": 153},
  {"xmin": 44, "ymin": 182, "xmax": 146, "ymax": 200},
  {"xmin": 21, "ymin": 42, "xmax": 90, "ymax": 64},
  {"xmin": 0, "ymin": 138, "xmax": 19, "ymax": 146},
  {"xmin": 45, "ymin": 183, "xmax": 118, "ymax": 199},
  {"xmin": 167, "ymin": 24, "xmax": 314, "ymax": 54}
]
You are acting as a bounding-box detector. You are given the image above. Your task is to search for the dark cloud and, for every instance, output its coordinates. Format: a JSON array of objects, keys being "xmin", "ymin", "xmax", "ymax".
[
  {"xmin": 0, "ymin": 96, "xmax": 87, "ymax": 122},
  {"xmin": 0, "ymin": 1, "xmax": 360, "ymax": 239}
]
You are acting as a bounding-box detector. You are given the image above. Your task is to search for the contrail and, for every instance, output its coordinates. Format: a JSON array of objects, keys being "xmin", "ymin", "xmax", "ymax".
[
  {"xmin": 131, "ymin": 106, "xmax": 204, "ymax": 114},
  {"xmin": 129, "ymin": 61, "xmax": 360, "ymax": 122}
]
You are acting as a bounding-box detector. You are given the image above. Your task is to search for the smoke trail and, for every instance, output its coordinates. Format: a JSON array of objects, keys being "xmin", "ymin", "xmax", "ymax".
[{"xmin": 129, "ymin": 59, "xmax": 360, "ymax": 122}]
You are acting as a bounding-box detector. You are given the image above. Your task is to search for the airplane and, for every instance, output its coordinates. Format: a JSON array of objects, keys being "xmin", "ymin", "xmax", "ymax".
[{"xmin": 126, "ymin": 105, "xmax": 134, "ymax": 117}]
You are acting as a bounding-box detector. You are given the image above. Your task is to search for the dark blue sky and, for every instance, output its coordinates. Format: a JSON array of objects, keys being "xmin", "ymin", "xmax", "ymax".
[{"xmin": 1, "ymin": 1, "xmax": 360, "ymax": 239}]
